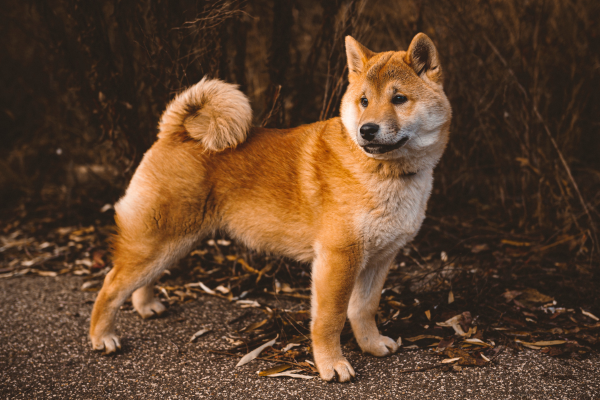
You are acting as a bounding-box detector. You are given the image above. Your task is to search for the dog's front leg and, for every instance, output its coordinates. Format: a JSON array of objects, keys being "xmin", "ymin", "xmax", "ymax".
[
  {"xmin": 348, "ymin": 252, "xmax": 399, "ymax": 357},
  {"xmin": 311, "ymin": 245, "xmax": 361, "ymax": 382}
]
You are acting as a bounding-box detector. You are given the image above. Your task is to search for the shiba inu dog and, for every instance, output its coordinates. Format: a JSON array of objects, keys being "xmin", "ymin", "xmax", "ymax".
[{"xmin": 90, "ymin": 33, "xmax": 451, "ymax": 382}]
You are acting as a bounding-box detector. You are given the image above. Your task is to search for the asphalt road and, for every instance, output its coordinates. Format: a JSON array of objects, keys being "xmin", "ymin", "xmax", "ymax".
[{"xmin": 1, "ymin": 276, "xmax": 598, "ymax": 399}]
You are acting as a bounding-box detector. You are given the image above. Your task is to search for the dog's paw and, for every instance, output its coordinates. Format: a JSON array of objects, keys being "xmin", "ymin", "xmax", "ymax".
[
  {"xmin": 359, "ymin": 334, "xmax": 398, "ymax": 357},
  {"xmin": 317, "ymin": 357, "xmax": 356, "ymax": 382},
  {"xmin": 134, "ymin": 298, "xmax": 167, "ymax": 319},
  {"xmin": 91, "ymin": 333, "xmax": 121, "ymax": 355}
]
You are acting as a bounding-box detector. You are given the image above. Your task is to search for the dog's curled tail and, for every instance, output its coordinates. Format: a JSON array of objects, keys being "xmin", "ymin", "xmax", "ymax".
[{"xmin": 159, "ymin": 77, "xmax": 252, "ymax": 151}]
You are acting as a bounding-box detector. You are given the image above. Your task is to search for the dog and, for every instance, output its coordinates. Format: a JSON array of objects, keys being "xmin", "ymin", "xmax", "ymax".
[{"xmin": 90, "ymin": 33, "xmax": 451, "ymax": 382}]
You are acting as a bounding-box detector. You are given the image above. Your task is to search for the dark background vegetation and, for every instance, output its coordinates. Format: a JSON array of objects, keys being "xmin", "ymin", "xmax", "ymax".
[{"xmin": 1, "ymin": 0, "xmax": 599, "ymax": 267}]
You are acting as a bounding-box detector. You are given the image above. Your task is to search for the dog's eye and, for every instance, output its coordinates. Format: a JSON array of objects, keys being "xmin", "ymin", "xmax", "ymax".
[
  {"xmin": 392, "ymin": 95, "xmax": 408, "ymax": 105},
  {"xmin": 360, "ymin": 97, "xmax": 368, "ymax": 107}
]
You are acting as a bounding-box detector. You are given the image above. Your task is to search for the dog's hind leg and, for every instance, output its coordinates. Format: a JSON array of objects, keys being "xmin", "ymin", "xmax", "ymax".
[
  {"xmin": 132, "ymin": 282, "xmax": 166, "ymax": 319},
  {"xmin": 90, "ymin": 237, "xmax": 195, "ymax": 354}
]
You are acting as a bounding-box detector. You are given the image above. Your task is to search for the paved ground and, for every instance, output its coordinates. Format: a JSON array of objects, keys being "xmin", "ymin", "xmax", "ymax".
[{"xmin": 1, "ymin": 276, "xmax": 599, "ymax": 399}]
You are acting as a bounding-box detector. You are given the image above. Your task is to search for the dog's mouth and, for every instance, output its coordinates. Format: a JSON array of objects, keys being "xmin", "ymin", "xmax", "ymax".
[{"xmin": 361, "ymin": 136, "xmax": 410, "ymax": 154}]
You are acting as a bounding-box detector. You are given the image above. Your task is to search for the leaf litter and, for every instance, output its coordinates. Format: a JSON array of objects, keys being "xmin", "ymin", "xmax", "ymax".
[{"xmin": 1, "ymin": 204, "xmax": 599, "ymax": 379}]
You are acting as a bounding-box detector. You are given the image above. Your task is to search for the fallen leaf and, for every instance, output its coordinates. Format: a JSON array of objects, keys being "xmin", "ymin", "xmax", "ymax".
[
  {"xmin": 265, "ymin": 370, "xmax": 314, "ymax": 379},
  {"xmin": 517, "ymin": 340, "xmax": 566, "ymax": 347},
  {"xmin": 519, "ymin": 288, "xmax": 553, "ymax": 305},
  {"xmin": 441, "ymin": 357, "xmax": 461, "ymax": 364},
  {"xmin": 36, "ymin": 270, "xmax": 57, "ymax": 277},
  {"xmin": 388, "ymin": 300, "xmax": 405, "ymax": 310},
  {"xmin": 75, "ymin": 258, "xmax": 93, "ymax": 268},
  {"xmin": 425, "ymin": 310, "xmax": 431, "ymax": 320},
  {"xmin": 238, "ymin": 258, "xmax": 259, "ymax": 274},
  {"xmin": 258, "ymin": 364, "xmax": 291, "ymax": 376},
  {"xmin": 440, "ymin": 251, "xmax": 448, "ymax": 262},
  {"xmin": 405, "ymin": 335, "xmax": 443, "ymax": 342},
  {"xmin": 281, "ymin": 343, "xmax": 301, "ymax": 353},
  {"xmin": 236, "ymin": 300, "xmax": 261, "ymax": 308},
  {"xmin": 215, "ymin": 285, "xmax": 230, "ymax": 294},
  {"xmin": 81, "ymin": 280, "xmax": 101, "ymax": 290},
  {"xmin": 241, "ymin": 319, "xmax": 268, "ymax": 333},
  {"xmin": 189, "ymin": 328, "xmax": 212, "ymax": 343},
  {"xmin": 443, "ymin": 348, "xmax": 484, "ymax": 366},
  {"xmin": 502, "ymin": 290, "xmax": 522, "ymax": 302},
  {"xmin": 463, "ymin": 338, "xmax": 490, "ymax": 347},
  {"xmin": 581, "ymin": 309, "xmax": 599, "ymax": 321},
  {"xmin": 436, "ymin": 337, "xmax": 455, "ymax": 351},
  {"xmin": 470, "ymin": 244, "xmax": 489, "ymax": 253},
  {"xmin": 437, "ymin": 313, "xmax": 470, "ymax": 336},
  {"xmin": 448, "ymin": 290, "xmax": 454, "ymax": 304},
  {"xmin": 501, "ymin": 239, "xmax": 532, "ymax": 247},
  {"xmin": 236, "ymin": 336, "xmax": 278, "ymax": 367}
]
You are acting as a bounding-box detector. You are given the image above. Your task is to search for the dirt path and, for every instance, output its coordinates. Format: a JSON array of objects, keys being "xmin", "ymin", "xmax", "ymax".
[{"xmin": 1, "ymin": 276, "xmax": 598, "ymax": 399}]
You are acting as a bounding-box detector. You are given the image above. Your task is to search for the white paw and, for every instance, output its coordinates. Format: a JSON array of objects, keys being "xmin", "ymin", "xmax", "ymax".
[
  {"xmin": 91, "ymin": 333, "xmax": 121, "ymax": 355},
  {"xmin": 359, "ymin": 334, "xmax": 398, "ymax": 357},
  {"xmin": 134, "ymin": 298, "xmax": 167, "ymax": 319},
  {"xmin": 317, "ymin": 357, "xmax": 356, "ymax": 382}
]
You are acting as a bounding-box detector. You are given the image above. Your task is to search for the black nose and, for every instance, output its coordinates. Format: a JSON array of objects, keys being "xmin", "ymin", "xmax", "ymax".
[{"xmin": 360, "ymin": 123, "xmax": 379, "ymax": 141}]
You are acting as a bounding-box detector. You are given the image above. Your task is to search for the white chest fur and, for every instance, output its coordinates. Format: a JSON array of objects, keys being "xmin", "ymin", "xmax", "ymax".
[{"xmin": 358, "ymin": 171, "xmax": 433, "ymax": 258}]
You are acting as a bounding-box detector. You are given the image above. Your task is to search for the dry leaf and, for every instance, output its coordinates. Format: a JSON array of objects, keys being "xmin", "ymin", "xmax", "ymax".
[
  {"xmin": 443, "ymin": 348, "xmax": 484, "ymax": 366},
  {"xmin": 516, "ymin": 340, "xmax": 566, "ymax": 347},
  {"xmin": 440, "ymin": 251, "xmax": 448, "ymax": 262},
  {"xmin": 36, "ymin": 270, "xmax": 57, "ymax": 277},
  {"xmin": 238, "ymin": 258, "xmax": 259, "ymax": 274},
  {"xmin": 581, "ymin": 309, "xmax": 599, "ymax": 321},
  {"xmin": 186, "ymin": 281, "xmax": 217, "ymax": 295},
  {"xmin": 470, "ymin": 244, "xmax": 489, "ymax": 253},
  {"xmin": 258, "ymin": 364, "xmax": 291, "ymax": 376},
  {"xmin": 441, "ymin": 357, "xmax": 461, "ymax": 364},
  {"xmin": 236, "ymin": 300, "xmax": 260, "ymax": 308},
  {"xmin": 463, "ymin": 338, "xmax": 489, "ymax": 346},
  {"xmin": 236, "ymin": 336, "xmax": 278, "ymax": 367},
  {"xmin": 189, "ymin": 328, "xmax": 212, "ymax": 343},
  {"xmin": 501, "ymin": 239, "xmax": 532, "ymax": 247},
  {"xmin": 215, "ymin": 285, "xmax": 230, "ymax": 294},
  {"xmin": 265, "ymin": 370, "xmax": 314, "ymax": 379},
  {"xmin": 448, "ymin": 290, "xmax": 454, "ymax": 304},
  {"xmin": 241, "ymin": 319, "xmax": 267, "ymax": 333},
  {"xmin": 281, "ymin": 343, "xmax": 301, "ymax": 352},
  {"xmin": 405, "ymin": 335, "xmax": 443, "ymax": 342},
  {"xmin": 425, "ymin": 310, "xmax": 431, "ymax": 320},
  {"xmin": 437, "ymin": 314, "xmax": 468, "ymax": 336}
]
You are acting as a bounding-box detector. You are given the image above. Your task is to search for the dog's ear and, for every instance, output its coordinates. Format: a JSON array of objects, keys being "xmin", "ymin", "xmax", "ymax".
[
  {"xmin": 405, "ymin": 33, "xmax": 442, "ymax": 84},
  {"xmin": 345, "ymin": 36, "xmax": 375, "ymax": 77}
]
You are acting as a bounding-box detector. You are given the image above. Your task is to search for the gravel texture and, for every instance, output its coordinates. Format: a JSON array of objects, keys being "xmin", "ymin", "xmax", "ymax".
[{"xmin": 1, "ymin": 276, "xmax": 599, "ymax": 399}]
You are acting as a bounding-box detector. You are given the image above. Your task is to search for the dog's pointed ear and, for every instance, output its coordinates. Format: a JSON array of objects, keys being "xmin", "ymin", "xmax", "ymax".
[
  {"xmin": 405, "ymin": 33, "xmax": 442, "ymax": 84},
  {"xmin": 345, "ymin": 36, "xmax": 375, "ymax": 77}
]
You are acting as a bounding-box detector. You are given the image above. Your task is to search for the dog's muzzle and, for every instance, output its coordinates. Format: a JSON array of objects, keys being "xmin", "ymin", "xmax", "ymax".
[{"xmin": 362, "ymin": 136, "xmax": 410, "ymax": 154}]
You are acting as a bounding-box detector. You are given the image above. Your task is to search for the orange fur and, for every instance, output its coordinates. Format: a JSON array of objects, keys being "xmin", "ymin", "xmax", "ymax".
[{"xmin": 90, "ymin": 33, "xmax": 452, "ymax": 382}]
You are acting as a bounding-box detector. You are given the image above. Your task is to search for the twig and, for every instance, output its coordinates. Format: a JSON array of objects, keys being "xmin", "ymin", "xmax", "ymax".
[{"xmin": 484, "ymin": 35, "xmax": 598, "ymax": 253}]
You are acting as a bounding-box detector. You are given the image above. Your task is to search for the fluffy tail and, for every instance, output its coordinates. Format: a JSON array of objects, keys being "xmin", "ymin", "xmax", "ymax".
[{"xmin": 158, "ymin": 77, "xmax": 252, "ymax": 151}]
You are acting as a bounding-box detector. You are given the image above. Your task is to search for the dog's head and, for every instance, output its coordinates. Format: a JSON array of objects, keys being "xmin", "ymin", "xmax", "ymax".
[{"xmin": 341, "ymin": 33, "xmax": 451, "ymax": 168}]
